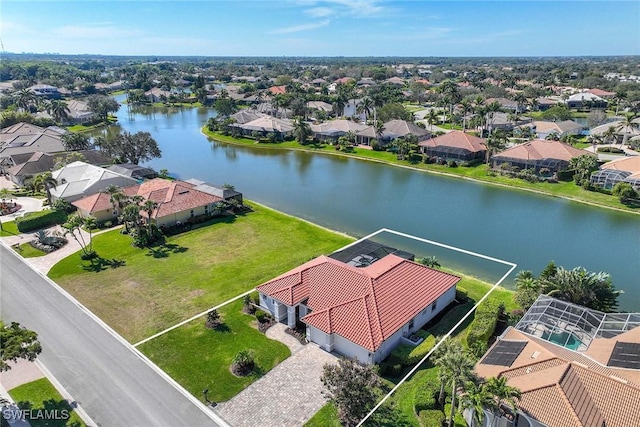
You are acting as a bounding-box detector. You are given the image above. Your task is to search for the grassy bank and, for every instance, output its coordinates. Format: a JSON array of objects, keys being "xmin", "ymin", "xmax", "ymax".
[
  {"xmin": 8, "ymin": 377, "xmax": 86, "ymax": 427},
  {"xmin": 138, "ymin": 299, "xmax": 290, "ymax": 403},
  {"xmin": 0, "ymin": 220, "xmax": 19, "ymax": 237},
  {"xmin": 48, "ymin": 202, "xmax": 352, "ymax": 343},
  {"xmin": 203, "ymin": 128, "xmax": 639, "ymax": 214}
]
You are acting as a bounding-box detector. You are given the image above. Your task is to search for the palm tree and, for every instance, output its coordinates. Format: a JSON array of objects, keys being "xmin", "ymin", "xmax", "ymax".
[
  {"xmin": 119, "ymin": 203, "xmax": 141, "ymax": 234},
  {"xmin": 357, "ymin": 96, "xmax": 375, "ymax": 124},
  {"xmin": 83, "ymin": 216, "xmax": 97, "ymax": 253},
  {"xmin": 434, "ymin": 346, "xmax": 476, "ymax": 427},
  {"xmin": 514, "ymin": 270, "xmax": 541, "ymax": 310},
  {"xmin": 484, "ymin": 102, "xmax": 502, "ymax": 137},
  {"xmin": 14, "ymin": 88, "xmax": 36, "ymax": 112},
  {"xmin": 461, "ymin": 381, "xmax": 495, "ymax": 427},
  {"xmin": 427, "ymin": 109, "xmax": 439, "ymax": 132},
  {"xmin": 103, "ymin": 185, "xmax": 127, "ymax": 217},
  {"xmin": 539, "ymin": 266, "xmax": 619, "ymax": 312},
  {"xmin": 46, "ymin": 99, "xmax": 70, "ymax": 123},
  {"xmin": 602, "ymin": 125, "xmax": 618, "ymax": 145},
  {"xmin": 485, "ymin": 130, "xmax": 508, "ymax": 165},
  {"xmin": 62, "ymin": 215, "xmax": 91, "ymax": 257},
  {"xmin": 614, "ymin": 113, "xmax": 640, "ymax": 146},
  {"xmin": 459, "ymin": 99, "xmax": 472, "ymax": 131},
  {"xmin": 484, "ymin": 377, "xmax": 522, "ymax": 426},
  {"xmin": 293, "ymin": 117, "xmax": 312, "ymax": 145},
  {"xmin": 614, "ymin": 90, "xmax": 626, "ymax": 116},
  {"xmin": 32, "ymin": 172, "xmax": 57, "ymax": 205},
  {"xmin": 432, "ymin": 338, "xmax": 463, "ymax": 406},
  {"xmin": 141, "ymin": 199, "xmax": 159, "ymax": 236},
  {"xmin": 392, "ymin": 137, "xmax": 411, "ymax": 161}
]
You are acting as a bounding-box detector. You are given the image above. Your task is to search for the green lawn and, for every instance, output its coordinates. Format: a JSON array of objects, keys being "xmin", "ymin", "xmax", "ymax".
[
  {"xmin": 305, "ymin": 403, "xmax": 342, "ymax": 427},
  {"xmin": 138, "ymin": 299, "xmax": 290, "ymax": 403},
  {"xmin": 8, "ymin": 377, "xmax": 86, "ymax": 427},
  {"xmin": 203, "ymin": 129, "xmax": 638, "ymax": 214},
  {"xmin": 0, "ymin": 220, "xmax": 19, "ymax": 236},
  {"xmin": 13, "ymin": 242, "xmax": 47, "ymax": 258},
  {"xmin": 48, "ymin": 202, "xmax": 352, "ymax": 343}
]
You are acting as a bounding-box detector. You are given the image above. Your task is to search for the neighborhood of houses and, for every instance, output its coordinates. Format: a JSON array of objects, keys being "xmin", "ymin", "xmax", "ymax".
[{"xmin": 1, "ymin": 64, "xmax": 640, "ymax": 427}]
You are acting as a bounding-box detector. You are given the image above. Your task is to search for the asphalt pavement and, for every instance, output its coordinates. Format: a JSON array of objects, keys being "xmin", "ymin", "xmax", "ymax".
[{"xmin": 0, "ymin": 243, "xmax": 226, "ymax": 427}]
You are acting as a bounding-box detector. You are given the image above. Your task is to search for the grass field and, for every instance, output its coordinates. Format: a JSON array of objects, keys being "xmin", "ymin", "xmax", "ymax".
[
  {"xmin": 203, "ymin": 129, "xmax": 638, "ymax": 214},
  {"xmin": 12, "ymin": 242, "xmax": 47, "ymax": 258},
  {"xmin": 8, "ymin": 378, "xmax": 86, "ymax": 427},
  {"xmin": 0, "ymin": 220, "xmax": 19, "ymax": 237},
  {"xmin": 138, "ymin": 299, "xmax": 290, "ymax": 402},
  {"xmin": 48, "ymin": 202, "xmax": 352, "ymax": 343}
]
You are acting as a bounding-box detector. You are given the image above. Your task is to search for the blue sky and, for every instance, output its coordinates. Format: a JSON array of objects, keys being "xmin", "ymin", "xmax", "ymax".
[{"xmin": 1, "ymin": 1, "xmax": 639, "ymax": 57}]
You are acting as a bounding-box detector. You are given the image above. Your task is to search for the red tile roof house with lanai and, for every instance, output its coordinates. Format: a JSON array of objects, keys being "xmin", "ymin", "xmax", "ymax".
[
  {"xmin": 418, "ymin": 130, "xmax": 487, "ymax": 162},
  {"xmin": 491, "ymin": 139, "xmax": 594, "ymax": 175},
  {"xmin": 72, "ymin": 178, "xmax": 222, "ymax": 226},
  {"xmin": 257, "ymin": 254, "xmax": 460, "ymax": 364}
]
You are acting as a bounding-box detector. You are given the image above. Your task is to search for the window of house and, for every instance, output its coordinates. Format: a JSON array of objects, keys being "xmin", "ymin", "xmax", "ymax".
[
  {"xmin": 408, "ymin": 319, "xmax": 414, "ymax": 330},
  {"xmin": 204, "ymin": 205, "xmax": 209, "ymax": 214},
  {"xmin": 431, "ymin": 301, "xmax": 437, "ymax": 311},
  {"xmin": 190, "ymin": 209, "xmax": 194, "ymax": 217}
]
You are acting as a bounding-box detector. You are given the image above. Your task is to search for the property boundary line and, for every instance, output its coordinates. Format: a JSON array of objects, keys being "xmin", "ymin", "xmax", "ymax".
[
  {"xmin": 355, "ymin": 229, "xmax": 517, "ymax": 427},
  {"xmin": 0, "ymin": 240, "xmax": 230, "ymax": 427}
]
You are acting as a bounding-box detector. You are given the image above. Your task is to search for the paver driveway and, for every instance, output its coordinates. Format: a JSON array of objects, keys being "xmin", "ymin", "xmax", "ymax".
[{"xmin": 215, "ymin": 323, "xmax": 338, "ymax": 427}]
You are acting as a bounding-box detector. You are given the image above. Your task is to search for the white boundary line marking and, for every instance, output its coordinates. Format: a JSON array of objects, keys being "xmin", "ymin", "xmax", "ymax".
[
  {"xmin": 354, "ymin": 229, "xmax": 517, "ymax": 427},
  {"xmin": 133, "ymin": 289, "xmax": 254, "ymax": 347},
  {"xmin": 0, "ymin": 240, "xmax": 230, "ymax": 427}
]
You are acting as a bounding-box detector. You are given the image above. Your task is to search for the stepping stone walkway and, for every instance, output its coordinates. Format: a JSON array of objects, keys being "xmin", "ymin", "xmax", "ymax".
[{"xmin": 215, "ymin": 323, "xmax": 338, "ymax": 427}]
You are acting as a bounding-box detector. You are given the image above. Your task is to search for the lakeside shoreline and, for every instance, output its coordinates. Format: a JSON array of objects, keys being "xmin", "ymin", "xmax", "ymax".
[{"xmin": 202, "ymin": 127, "xmax": 640, "ymax": 216}]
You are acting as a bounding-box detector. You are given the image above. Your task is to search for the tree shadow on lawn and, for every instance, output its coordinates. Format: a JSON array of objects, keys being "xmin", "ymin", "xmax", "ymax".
[
  {"xmin": 81, "ymin": 256, "xmax": 126, "ymax": 273},
  {"xmin": 146, "ymin": 243, "xmax": 189, "ymax": 259}
]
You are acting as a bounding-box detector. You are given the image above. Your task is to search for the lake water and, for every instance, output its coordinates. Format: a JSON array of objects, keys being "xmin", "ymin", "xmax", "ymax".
[{"xmin": 109, "ymin": 98, "xmax": 640, "ymax": 311}]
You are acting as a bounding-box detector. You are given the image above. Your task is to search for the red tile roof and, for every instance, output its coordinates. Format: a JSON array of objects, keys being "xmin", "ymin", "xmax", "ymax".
[
  {"xmin": 476, "ymin": 327, "xmax": 640, "ymax": 427},
  {"xmin": 418, "ymin": 130, "xmax": 487, "ymax": 153},
  {"xmin": 71, "ymin": 178, "xmax": 222, "ymax": 219},
  {"xmin": 492, "ymin": 139, "xmax": 593, "ymax": 162},
  {"xmin": 257, "ymin": 255, "xmax": 460, "ymax": 351},
  {"xmin": 268, "ymin": 85, "xmax": 286, "ymax": 95},
  {"xmin": 588, "ymin": 88, "xmax": 615, "ymax": 98}
]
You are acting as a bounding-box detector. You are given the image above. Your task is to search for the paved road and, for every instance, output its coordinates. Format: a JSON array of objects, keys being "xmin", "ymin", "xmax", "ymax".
[{"xmin": 0, "ymin": 243, "xmax": 224, "ymax": 427}]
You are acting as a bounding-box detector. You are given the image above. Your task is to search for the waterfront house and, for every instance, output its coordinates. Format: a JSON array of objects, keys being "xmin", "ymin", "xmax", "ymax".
[
  {"xmin": 419, "ymin": 130, "xmax": 486, "ymax": 162},
  {"xmin": 50, "ymin": 161, "xmax": 138, "ymax": 203},
  {"xmin": 72, "ymin": 178, "xmax": 231, "ymax": 226},
  {"xmin": 590, "ymin": 155, "xmax": 640, "ymax": 190},
  {"xmin": 491, "ymin": 140, "xmax": 593, "ymax": 175},
  {"xmin": 257, "ymin": 253, "xmax": 460, "ymax": 364},
  {"xmin": 472, "ymin": 296, "xmax": 640, "ymax": 427},
  {"xmin": 566, "ymin": 92, "xmax": 608, "ymax": 109}
]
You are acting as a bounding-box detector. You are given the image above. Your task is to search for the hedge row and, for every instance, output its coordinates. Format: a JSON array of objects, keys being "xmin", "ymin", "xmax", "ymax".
[
  {"xmin": 16, "ymin": 209, "xmax": 67, "ymax": 232},
  {"xmin": 466, "ymin": 300, "xmax": 502, "ymax": 353}
]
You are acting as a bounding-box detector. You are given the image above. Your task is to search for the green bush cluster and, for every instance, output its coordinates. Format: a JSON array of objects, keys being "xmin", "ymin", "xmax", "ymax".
[
  {"xmin": 414, "ymin": 381, "xmax": 439, "ymax": 413},
  {"xmin": 597, "ymin": 146, "xmax": 624, "ymax": 154},
  {"xmin": 466, "ymin": 300, "xmax": 502, "ymax": 354},
  {"xmin": 16, "ymin": 209, "xmax": 67, "ymax": 232},
  {"xmin": 418, "ymin": 409, "xmax": 445, "ymax": 427},
  {"xmin": 407, "ymin": 334, "xmax": 436, "ymax": 365},
  {"xmin": 255, "ymin": 309, "xmax": 268, "ymax": 323}
]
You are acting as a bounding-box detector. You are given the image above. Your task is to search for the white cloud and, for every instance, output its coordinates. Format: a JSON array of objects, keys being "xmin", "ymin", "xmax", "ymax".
[
  {"xmin": 270, "ymin": 20, "xmax": 330, "ymax": 34},
  {"xmin": 306, "ymin": 7, "xmax": 333, "ymax": 17}
]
